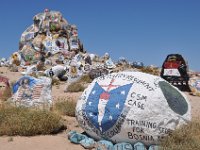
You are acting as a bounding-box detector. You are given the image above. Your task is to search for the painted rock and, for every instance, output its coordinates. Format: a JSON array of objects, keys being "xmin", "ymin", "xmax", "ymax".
[
  {"xmin": 76, "ymin": 71, "xmax": 191, "ymax": 145},
  {"xmin": 10, "ymin": 52, "xmax": 22, "ymax": 66},
  {"xmin": 45, "ymin": 65, "xmax": 66, "ymax": 78},
  {"xmin": 189, "ymin": 77, "xmax": 200, "ymax": 96},
  {"xmin": 12, "ymin": 76, "xmax": 52, "ymax": 109},
  {"xmin": 67, "ymin": 63, "xmax": 83, "ymax": 83},
  {"xmin": 105, "ymin": 58, "xmax": 116, "ymax": 69},
  {"xmin": 0, "ymin": 76, "xmax": 11, "ymax": 100},
  {"xmin": 89, "ymin": 68, "xmax": 109, "ymax": 80}
]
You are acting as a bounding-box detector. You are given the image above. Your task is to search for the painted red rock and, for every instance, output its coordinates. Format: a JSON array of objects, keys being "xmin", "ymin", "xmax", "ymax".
[{"xmin": 0, "ymin": 76, "xmax": 10, "ymax": 99}]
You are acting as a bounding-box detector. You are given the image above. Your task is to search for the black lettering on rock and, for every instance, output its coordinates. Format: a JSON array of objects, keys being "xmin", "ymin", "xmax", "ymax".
[
  {"xmin": 128, "ymin": 132, "xmax": 155, "ymax": 141},
  {"xmin": 138, "ymin": 102, "xmax": 144, "ymax": 110},
  {"xmin": 127, "ymin": 119, "xmax": 135, "ymax": 126},
  {"xmin": 133, "ymin": 134, "xmax": 139, "ymax": 140},
  {"xmin": 126, "ymin": 119, "xmax": 157, "ymax": 129},
  {"xmin": 131, "ymin": 92, "xmax": 136, "ymax": 98},
  {"xmin": 159, "ymin": 127, "xmax": 173, "ymax": 135},
  {"xmin": 127, "ymin": 100, "xmax": 145, "ymax": 110},
  {"xmin": 127, "ymin": 99, "xmax": 133, "ymax": 106},
  {"xmin": 128, "ymin": 132, "xmax": 133, "ymax": 139},
  {"xmin": 132, "ymin": 127, "xmax": 144, "ymax": 133}
]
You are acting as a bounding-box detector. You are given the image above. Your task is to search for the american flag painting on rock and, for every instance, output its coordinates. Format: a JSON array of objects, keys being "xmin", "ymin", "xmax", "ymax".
[{"xmin": 12, "ymin": 76, "xmax": 52, "ymax": 109}]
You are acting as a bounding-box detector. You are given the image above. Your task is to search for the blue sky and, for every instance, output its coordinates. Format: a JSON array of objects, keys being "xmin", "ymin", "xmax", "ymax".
[{"xmin": 0, "ymin": 0, "xmax": 199, "ymax": 71}]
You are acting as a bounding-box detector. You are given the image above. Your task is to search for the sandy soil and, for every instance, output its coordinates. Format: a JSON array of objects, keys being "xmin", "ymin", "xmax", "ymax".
[
  {"xmin": 0, "ymin": 132, "xmax": 83, "ymax": 150},
  {"xmin": 0, "ymin": 66, "xmax": 200, "ymax": 150},
  {"xmin": 185, "ymin": 92, "xmax": 200, "ymax": 120}
]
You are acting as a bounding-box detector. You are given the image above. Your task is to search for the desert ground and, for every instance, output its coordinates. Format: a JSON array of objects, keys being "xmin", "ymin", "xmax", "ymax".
[{"xmin": 0, "ymin": 66, "xmax": 200, "ymax": 150}]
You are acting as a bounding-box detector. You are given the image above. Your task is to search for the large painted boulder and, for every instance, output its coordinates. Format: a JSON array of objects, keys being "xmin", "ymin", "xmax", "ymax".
[
  {"xmin": 76, "ymin": 71, "xmax": 191, "ymax": 145},
  {"xmin": 12, "ymin": 76, "xmax": 52, "ymax": 109}
]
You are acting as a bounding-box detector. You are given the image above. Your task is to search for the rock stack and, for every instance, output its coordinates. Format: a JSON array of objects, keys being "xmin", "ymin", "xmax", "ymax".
[{"xmin": 18, "ymin": 9, "xmax": 84, "ymax": 66}]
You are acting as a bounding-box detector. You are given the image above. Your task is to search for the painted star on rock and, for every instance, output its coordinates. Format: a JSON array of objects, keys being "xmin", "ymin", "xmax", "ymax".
[
  {"xmin": 116, "ymin": 103, "xmax": 120, "ymax": 109},
  {"xmin": 109, "ymin": 115, "xmax": 113, "ymax": 120},
  {"xmin": 89, "ymin": 113, "xmax": 93, "ymax": 117},
  {"xmin": 92, "ymin": 90, "xmax": 96, "ymax": 94},
  {"xmin": 121, "ymin": 90, "xmax": 125, "ymax": 95}
]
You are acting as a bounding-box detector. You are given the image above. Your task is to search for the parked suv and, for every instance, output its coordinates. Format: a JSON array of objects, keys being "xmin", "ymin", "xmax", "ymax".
[{"xmin": 160, "ymin": 54, "xmax": 190, "ymax": 91}]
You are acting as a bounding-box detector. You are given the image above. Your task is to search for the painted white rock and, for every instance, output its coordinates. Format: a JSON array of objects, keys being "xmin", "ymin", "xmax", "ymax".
[
  {"xmin": 105, "ymin": 58, "xmax": 116, "ymax": 69},
  {"xmin": 21, "ymin": 65, "xmax": 37, "ymax": 75},
  {"xmin": 9, "ymin": 52, "xmax": 22, "ymax": 66},
  {"xmin": 76, "ymin": 71, "xmax": 191, "ymax": 145},
  {"xmin": 45, "ymin": 65, "xmax": 66, "ymax": 78},
  {"xmin": 67, "ymin": 62, "xmax": 83, "ymax": 83},
  {"xmin": 189, "ymin": 77, "xmax": 200, "ymax": 96}
]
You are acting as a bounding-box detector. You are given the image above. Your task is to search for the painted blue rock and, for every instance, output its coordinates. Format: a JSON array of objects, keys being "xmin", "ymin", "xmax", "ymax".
[
  {"xmin": 76, "ymin": 71, "xmax": 191, "ymax": 145},
  {"xmin": 148, "ymin": 145, "xmax": 161, "ymax": 150},
  {"xmin": 68, "ymin": 132, "xmax": 87, "ymax": 144},
  {"xmin": 80, "ymin": 137, "xmax": 95, "ymax": 149},
  {"xmin": 134, "ymin": 142, "xmax": 147, "ymax": 150},
  {"xmin": 114, "ymin": 142, "xmax": 133, "ymax": 150},
  {"xmin": 96, "ymin": 140, "xmax": 114, "ymax": 150}
]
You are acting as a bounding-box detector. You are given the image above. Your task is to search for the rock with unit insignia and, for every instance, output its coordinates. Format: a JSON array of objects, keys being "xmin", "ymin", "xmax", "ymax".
[{"xmin": 76, "ymin": 71, "xmax": 191, "ymax": 145}]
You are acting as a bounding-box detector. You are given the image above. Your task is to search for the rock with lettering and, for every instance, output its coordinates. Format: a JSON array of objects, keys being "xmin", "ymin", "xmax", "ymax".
[
  {"xmin": 114, "ymin": 142, "xmax": 133, "ymax": 150},
  {"xmin": 45, "ymin": 65, "xmax": 68, "ymax": 81},
  {"xmin": 76, "ymin": 71, "xmax": 191, "ymax": 145}
]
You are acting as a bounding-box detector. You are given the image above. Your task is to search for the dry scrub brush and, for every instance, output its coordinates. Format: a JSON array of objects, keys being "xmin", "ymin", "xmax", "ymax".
[
  {"xmin": 66, "ymin": 75, "xmax": 92, "ymax": 92},
  {"xmin": 160, "ymin": 120, "xmax": 200, "ymax": 150},
  {"xmin": 53, "ymin": 98, "xmax": 76, "ymax": 117},
  {"xmin": 66, "ymin": 82, "xmax": 85, "ymax": 92},
  {"xmin": 0, "ymin": 106, "xmax": 64, "ymax": 136}
]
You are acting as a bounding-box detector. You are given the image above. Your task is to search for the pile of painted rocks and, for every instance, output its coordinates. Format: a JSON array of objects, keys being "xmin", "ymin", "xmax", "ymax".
[
  {"xmin": 2, "ymin": 6, "xmax": 151, "ymax": 82},
  {"xmin": 2, "ymin": 9, "xmax": 129, "ymax": 109},
  {"xmin": 6, "ymin": 10, "xmax": 149, "ymax": 79},
  {"xmin": 11, "ymin": 9, "xmax": 83, "ymax": 66},
  {"xmin": 7, "ymin": 9, "xmax": 124, "ymax": 79}
]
